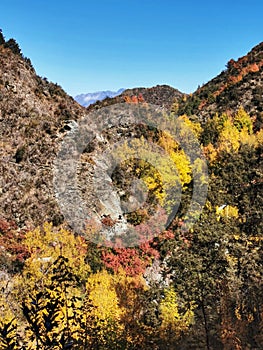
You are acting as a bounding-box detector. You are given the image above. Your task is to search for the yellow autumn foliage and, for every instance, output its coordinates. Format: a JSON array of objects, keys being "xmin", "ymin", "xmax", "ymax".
[
  {"xmin": 113, "ymin": 135, "xmax": 187, "ymax": 212},
  {"xmin": 203, "ymin": 142, "xmax": 218, "ymax": 163},
  {"xmin": 233, "ymin": 108, "xmax": 253, "ymax": 133},
  {"xmin": 216, "ymin": 205, "xmax": 239, "ymax": 219},
  {"xmin": 157, "ymin": 132, "xmax": 191, "ymax": 186},
  {"xmin": 256, "ymin": 128, "xmax": 263, "ymax": 145},
  {"xmin": 218, "ymin": 118, "xmax": 240, "ymax": 153},
  {"xmin": 217, "ymin": 109, "xmax": 260, "ymax": 152},
  {"xmin": 159, "ymin": 286, "xmax": 194, "ymax": 338},
  {"xmin": 86, "ymin": 269, "xmax": 123, "ymax": 323},
  {"xmin": 178, "ymin": 114, "xmax": 202, "ymax": 139},
  {"xmin": 14, "ymin": 223, "xmax": 90, "ymax": 298}
]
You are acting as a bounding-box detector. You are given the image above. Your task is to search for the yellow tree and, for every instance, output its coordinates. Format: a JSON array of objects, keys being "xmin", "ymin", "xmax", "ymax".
[
  {"xmin": 233, "ymin": 108, "xmax": 253, "ymax": 134},
  {"xmin": 159, "ymin": 286, "xmax": 195, "ymax": 346},
  {"xmin": 15, "ymin": 223, "xmax": 90, "ymax": 296},
  {"xmin": 84, "ymin": 269, "xmax": 124, "ymax": 349},
  {"xmin": 218, "ymin": 117, "xmax": 240, "ymax": 153}
]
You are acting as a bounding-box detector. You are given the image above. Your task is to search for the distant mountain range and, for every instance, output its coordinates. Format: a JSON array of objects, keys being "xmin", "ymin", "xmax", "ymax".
[{"xmin": 75, "ymin": 88, "xmax": 125, "ymax": 107}]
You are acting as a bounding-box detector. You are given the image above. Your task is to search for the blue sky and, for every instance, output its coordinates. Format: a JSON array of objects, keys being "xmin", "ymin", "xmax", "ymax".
[{"xmin": 0, "ymin": 0, "xmax": 263, "ymax": 97}]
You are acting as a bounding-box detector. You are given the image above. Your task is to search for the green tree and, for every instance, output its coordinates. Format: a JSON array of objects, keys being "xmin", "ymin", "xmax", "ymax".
[
  {"xmin": 163, "ymin": 209, "xmax": 231, "ymax": 349},
  {"xmin": 0, "ymin": 29, "xmax": 5, "ymax": 45},
  {"xmin": 4, "ymin": 39, "xmax": 22, "ymax": 56}
]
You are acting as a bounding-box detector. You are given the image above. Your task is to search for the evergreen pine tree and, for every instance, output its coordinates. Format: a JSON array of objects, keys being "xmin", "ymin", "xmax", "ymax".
[{"xmin": 0, "ymin": 29, "xmax": 5, "ymax": 45}]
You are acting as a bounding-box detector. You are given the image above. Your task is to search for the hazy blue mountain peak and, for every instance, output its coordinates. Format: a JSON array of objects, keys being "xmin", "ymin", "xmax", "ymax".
[{"xmin": 75, "ymin": 88, "xmax": 125, "ymax": 107}]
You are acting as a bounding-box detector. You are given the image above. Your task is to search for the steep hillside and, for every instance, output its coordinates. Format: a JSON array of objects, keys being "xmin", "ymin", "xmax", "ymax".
[
  {"xmin": 0, "ymin": 40, "xmax": 86, "ymax": 227},
  {"xmin": 176, "ymin": 42, "xmax": 263, "ymax": 127}
]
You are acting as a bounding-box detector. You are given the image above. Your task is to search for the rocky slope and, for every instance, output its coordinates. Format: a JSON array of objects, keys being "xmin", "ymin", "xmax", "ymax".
[
  {"xmin": 0, "ymin": 42, "xmax": 87, "ymax": 227},
  {"xmin": 176, "ymin": 42, "xmax": 263, "ymax": 128}
]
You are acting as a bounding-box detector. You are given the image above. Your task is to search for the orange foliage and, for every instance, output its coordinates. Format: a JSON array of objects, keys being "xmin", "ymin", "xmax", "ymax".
[
  {"xmin": 101, "ymin": 240, "xmax": 159, "ymax": 276},
  {"xmin": 198, "ymin": 100, "xmax": 207, "ymax": 110},
  {"xmin": 0, "ymin": 218, "xmax": 29, "ymax": 264},
  {"xmin": 101, "ymin": 215, "xmax": 116, "ymax": 227},
  {"xmin": 124, "ymin": 94, "xmax": 145, "ymax": 104},
  {"xmin": 138, "ymin": 93, "xmax": 145, "ymax": 102},
  {"xmin": 213, "ymin": 57, "xmax": 263, "ymax": 99}
]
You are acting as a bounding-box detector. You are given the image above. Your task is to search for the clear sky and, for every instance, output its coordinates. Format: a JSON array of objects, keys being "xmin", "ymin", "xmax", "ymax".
[{"xmin": 0, "ymin": 0, "xmax": 263, "ymax": 97}]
